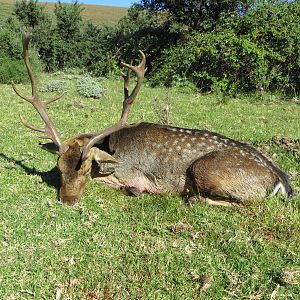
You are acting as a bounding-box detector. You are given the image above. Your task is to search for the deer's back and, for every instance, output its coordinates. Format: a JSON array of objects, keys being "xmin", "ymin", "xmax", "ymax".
[{"xmin": 92, "ymin": 122, "xmax": 280, "ymax": 194}]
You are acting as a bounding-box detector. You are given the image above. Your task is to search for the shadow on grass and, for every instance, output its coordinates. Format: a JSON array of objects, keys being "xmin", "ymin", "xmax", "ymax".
[{"xmin": 0, "ymin": 152, "xmax": 60, "ymax": 192}]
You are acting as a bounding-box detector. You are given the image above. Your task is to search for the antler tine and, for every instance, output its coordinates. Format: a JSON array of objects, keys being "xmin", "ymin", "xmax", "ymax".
[
  {"xmin": 45, "ymin": 91, "xmax": 67, "ymax": 105},
  {"xmin": 20, "ymin": 115, "xmax": 46, "ymax": 133},
  {"xmin": 121, "ymin": 68, "xmax": 132, "ymax": 100},
  {"xmin": 13, "ymin": 32, "xmax": 66, "ymax": 154},
  {"xmin": 82, "ymin": 51, "xmax": 146, "ymax": 160},
  {"xmin": 23, "ymin": 32, "xmax": 38, "ymax": 100},
  {"xmin": 120, "ymin": 50, "xmax": 146, "ymax": 124},
  {"xmin": 82, "ymin": 123, "xmax": 126, "ymax": 159}
]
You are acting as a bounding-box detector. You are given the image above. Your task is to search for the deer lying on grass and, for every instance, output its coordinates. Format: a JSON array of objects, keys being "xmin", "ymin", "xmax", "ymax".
[{"xmin": 14, "ymin": 33, "xmax": 292, "ymax": 206}]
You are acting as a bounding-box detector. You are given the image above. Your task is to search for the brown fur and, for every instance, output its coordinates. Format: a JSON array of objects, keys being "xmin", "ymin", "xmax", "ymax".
[{"xmin": 42, "ymin": 121, "xmax": 291, "ymax": 205}]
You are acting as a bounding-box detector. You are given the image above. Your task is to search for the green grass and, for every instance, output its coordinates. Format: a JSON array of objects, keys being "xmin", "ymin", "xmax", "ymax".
[
  {"xmin": 0, "ymin": 0, "xmax": 128, "ymax": 26},
  {"xmin": 0, "ymin": 74, "xmax": 299, "ymax": 299}
]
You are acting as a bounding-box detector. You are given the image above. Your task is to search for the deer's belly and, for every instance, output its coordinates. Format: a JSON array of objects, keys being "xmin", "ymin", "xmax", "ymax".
[{"xmin": 92, "ymin": 169, "xmax": 187, "ymax": 195}]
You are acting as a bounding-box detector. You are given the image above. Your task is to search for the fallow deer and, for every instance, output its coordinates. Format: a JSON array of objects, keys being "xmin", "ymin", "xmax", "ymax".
[{"xmin": 14, "ymin": 33, "xmax": 292, "ymax": 206}]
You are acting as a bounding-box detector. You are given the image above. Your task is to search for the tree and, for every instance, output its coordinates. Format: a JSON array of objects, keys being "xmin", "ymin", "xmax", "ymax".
[
  {"xmin": 139, "ymin": 0, "xmax": 254, "ymax": 30},
  {"xmin": 54, "ymin": 0, "xmax": 84, "ymax": 39},
  {"xmin": 14, "ymin": 0, "xmax": 50, "ymax": 29}
]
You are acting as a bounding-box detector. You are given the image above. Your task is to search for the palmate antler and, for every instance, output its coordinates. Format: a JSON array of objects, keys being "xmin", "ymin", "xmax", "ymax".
[
  {"xmin": 12, "ymin": 32, "xmax": 67, "ymax": 154},
  {"xmin": 82, "ymin": 51, "xmax": 147, "ymax": 159}
]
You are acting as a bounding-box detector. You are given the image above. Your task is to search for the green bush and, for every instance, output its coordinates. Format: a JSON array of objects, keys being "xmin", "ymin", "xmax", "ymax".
[
  {"xmin": 39, "ymin": 79, "xmax": 69, "ymax": 92},
  {"xmin": 4, "ymin": 0, "xmax": 298, "ymax": 95},
  {"xmin": 0, "ymin": 55, "xmax": 41, "ymax": 84},
  {"xmin": 76, "ymin": 76, "xmax": 103, "ymax": 98},
  {"xmin": 150, "ymin": 1, "xmax": 300, "ymax": 95},
  {"xmin": 152, "ymin": 31, "xmax": 268, "ymax": 94},
  {"xmin": 83, "ymin": 7, "xmax": 183, "ymax": 77},
  {"xmin": 0, "ymin": 57, "xmax": 26, "ymax": 83},
  {"xmin": 0, "ymin": 22, "xmax": 23, "ymax": 60},
  {"xmin": 0, "ymin": 18, "xmax": 42, "ymax": 84}
]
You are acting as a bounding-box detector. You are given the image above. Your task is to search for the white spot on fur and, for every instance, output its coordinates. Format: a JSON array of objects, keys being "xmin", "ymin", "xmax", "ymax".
[
  {"xmin": 186, "ymin": 130, "xmax": 192, "ymax": 134},
  {"xmin": 176, "ymin": 145, "xmax": 181, "ymax": 151},
  {"xmin": 191, "ymin": 137, "xmax": 196, "ymax": 141},
  {"xmin": 186, "ymin": 143, "xmax": 191, "ymax": 148}
]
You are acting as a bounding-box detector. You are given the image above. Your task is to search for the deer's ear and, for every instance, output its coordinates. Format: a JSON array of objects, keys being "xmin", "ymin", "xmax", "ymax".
[
  {"xmin": 89, "ymin": 147, "xmax": 119, "ymax": 164},
  {"xmin": 39, "ymin": 142, "xmax": 60, "ymax": 155}
]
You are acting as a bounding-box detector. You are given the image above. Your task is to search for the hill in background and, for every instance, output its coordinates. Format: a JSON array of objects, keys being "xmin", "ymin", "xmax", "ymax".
[{"xmin": 0, "ymin": 0, "xmax": 128, "ymax": 26}]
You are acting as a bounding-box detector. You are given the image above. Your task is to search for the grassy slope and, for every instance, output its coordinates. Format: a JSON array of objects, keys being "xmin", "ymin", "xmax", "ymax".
[
  {"xmin": 0, "ymin": 0, "xmax": 128, "ymax": 25},
  {"xmin": 0, "ymin": 73, "xmax": 299, "ymax": 299}
]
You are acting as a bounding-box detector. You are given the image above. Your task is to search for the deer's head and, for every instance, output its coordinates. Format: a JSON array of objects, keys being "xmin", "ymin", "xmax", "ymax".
[{"xmin": 13, "ymin": 33, "xmax": 146, "ymax": 205}]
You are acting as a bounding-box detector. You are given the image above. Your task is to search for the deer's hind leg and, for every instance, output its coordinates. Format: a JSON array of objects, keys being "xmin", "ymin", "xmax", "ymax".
[{"xmin": 187, "ymin": 150, "xmax": 278, "ymax": 205}]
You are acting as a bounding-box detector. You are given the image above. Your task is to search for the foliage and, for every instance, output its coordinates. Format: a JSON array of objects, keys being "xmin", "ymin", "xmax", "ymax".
[
  {"xmin": 76, "ymin": 75, "xmax": 103, "ymax": 98},
  {"xmin": 13, "ymin": 0, "xmax": 50, "ymax": 28},
  {"xmin": 31, "ymin": 1, "xmax": 85, "ymax": 71},
  {"xmin": 0, "ymin": 18, "xmax": 41, "ymax": 83},
  {"xmin": 79, "ymin": 23, "xmax": 120, "ymax": 77},
  {"xmin": 139, "ymin": 0, "xmax": 255, "ymax": 31},
  {"xmin": 0, "ymin": 57, "xmax": 27, "ymax": 83},
  {"xmin": 40, "ymin": 79, "xmax": 69, "ymax": 92},
  {"xmin": 2, "ymin": 0, "xmax": 299, "ymax": 94},
  {"xmin": 0, "ymin": 20, "xmax": 22, "ymax": 60},
  {"xmin": 241, "ymin": 1, "xmax": 300, "ymax": 93},
  {"xmin": 54, "ymin": 0, "xmax": 83, "ymax": 39},
  {"xmin": 152, "ymin": 30, "xmax": 270, "ymax": 94},
  {"xmin": 85, "ymin": 6, "xmax": 183, "ymax": 77},
  {"xmin": 150, "ymin": 1, "xmax": 300, "ymax": 94}
]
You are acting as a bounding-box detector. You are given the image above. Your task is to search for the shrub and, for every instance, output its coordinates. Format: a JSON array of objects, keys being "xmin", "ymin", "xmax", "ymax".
[
  {"xmin": 151, "ymin": 1, "xmax": 300, "ymax": 94},
  {"xmin": 40, "ymin": 80, "xmax": 69, "ymax": 92},
  {"xmin": 0, "ymin": 18, "xmax": 42, "ymax": 83},
  {"xmin": 0, "ymin": 55, "xmax": 41, "ymax": 84},
  {"xmin": 0, "ymin": 57, "xmax": 26, "ymax": 83},
  {"xmin": 14, "ymin": 0, "xmax": 50, "ymax": 29},
  {"xmin": 76, "ymin": 76, "xmax": 103, "ymax": 98}
]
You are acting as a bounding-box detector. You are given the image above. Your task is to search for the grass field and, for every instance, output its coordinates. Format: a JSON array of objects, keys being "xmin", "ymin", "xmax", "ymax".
[
  {"xmin": 0, "ymin": 71, "xmax": 299, "ymax": 299},
  {"xmin": 0, "ymin": 0, "xmax": 128, "ymax": 25}
]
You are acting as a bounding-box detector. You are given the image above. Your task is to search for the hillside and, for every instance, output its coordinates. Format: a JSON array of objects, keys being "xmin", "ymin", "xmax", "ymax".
[{"xmin": 0, "ymin": 0, "xmax": 128, "ymax": 26}]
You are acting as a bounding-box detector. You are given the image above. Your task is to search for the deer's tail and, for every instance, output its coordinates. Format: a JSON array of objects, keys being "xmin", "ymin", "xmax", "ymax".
[{"xmin": 271, "ymin": 171, "xmax": 293, "ymax": 198}]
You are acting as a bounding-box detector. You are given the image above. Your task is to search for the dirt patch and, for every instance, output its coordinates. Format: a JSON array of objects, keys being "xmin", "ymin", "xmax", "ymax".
[{"xmin": 258, "ymin": 136, "xmax": 300, "ymax": 158}]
